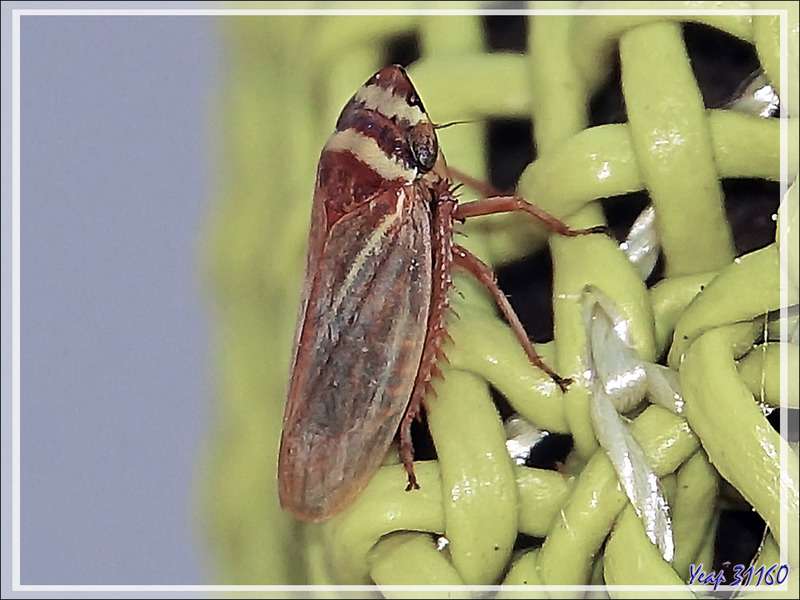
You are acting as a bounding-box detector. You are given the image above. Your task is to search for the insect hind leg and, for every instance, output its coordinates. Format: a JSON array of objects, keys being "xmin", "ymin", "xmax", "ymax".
[{"xmin": 452, "ymin": 244, "xmax": 572, "ymax": 392}]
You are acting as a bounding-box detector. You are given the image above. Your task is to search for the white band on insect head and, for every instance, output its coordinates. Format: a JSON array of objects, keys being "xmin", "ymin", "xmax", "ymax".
[
  {"xmin": 354, "ymin": 84, "xmax": 427, "ymax": 126},
  {"xmin": 324, "ymin": 129, "xmax": 416, "ymax": 182}
]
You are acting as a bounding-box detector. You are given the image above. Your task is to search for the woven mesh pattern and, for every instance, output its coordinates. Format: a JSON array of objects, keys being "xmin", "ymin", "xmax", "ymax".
[{"xmin": 203, "ymin": 8, "xmax": 798, "ymax": 589}]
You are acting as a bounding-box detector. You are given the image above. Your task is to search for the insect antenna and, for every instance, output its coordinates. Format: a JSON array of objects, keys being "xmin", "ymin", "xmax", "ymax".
[{"xmin": 434, "ymin": 119, "xmax": 475, "ymax": 130}]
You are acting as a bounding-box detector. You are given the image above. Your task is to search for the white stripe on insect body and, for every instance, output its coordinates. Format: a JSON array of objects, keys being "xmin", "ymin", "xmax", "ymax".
[
  {"xmin": 324, "ymin": 129, "xmax": 417, "ymax": 182},
  {"xmin": 354, "ymin": 83, "xmax": 427, "ymax": 126}
]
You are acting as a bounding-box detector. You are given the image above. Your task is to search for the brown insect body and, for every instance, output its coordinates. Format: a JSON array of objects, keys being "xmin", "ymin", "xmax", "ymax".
[
  {"xmin": 279, "ymin": 67, "xmax": 455, "ymax": 522},
  {"xmin": 278, "ymin": 66, "xmax": 591, "ymax": 522}
]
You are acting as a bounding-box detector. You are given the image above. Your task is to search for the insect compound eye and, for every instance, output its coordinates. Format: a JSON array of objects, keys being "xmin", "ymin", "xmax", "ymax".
[{"xmin": 410, "ymin": 127, "xmax": 438, "ymax": 174}]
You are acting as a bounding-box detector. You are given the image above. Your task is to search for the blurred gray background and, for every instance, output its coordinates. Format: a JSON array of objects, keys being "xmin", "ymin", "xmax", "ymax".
[{"xmin": 2, "ymin": 4, "xmax": 217, "ymax": 592}]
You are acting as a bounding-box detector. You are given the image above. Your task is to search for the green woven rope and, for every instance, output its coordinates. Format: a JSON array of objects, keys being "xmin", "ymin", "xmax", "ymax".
[{"xmin": 201, "ymin": 5, "xmax": 799, "ymax": 591}]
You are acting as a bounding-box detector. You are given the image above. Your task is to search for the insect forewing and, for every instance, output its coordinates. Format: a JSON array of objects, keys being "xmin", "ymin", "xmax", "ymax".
[
  {"xmin": 279, "ymin": 178, "xmax": 432, "ymax": 522},
  {"xmin": 279, "ymin": 65, "xmax": 445, "ymax": 522}
]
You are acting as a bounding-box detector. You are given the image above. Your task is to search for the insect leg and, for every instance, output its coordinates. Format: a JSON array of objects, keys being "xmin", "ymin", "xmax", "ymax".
[
  {"xmin": 454, "ymin": 195, "xmax": 606, "ymax": 237},
  {"xmin": 446, "ymin": 166, "xmax": 605, "ymax": 237},
  {"xmin": 399, "ymin": 407, "xmax": 421, "ymax": 491},
  {"xmin": 397, "ymin": 197, "xmax": 456, "ymax": 493},
  {"xmin": 452, "ymin": 244, "xmax": 572, "ymax": 391}
]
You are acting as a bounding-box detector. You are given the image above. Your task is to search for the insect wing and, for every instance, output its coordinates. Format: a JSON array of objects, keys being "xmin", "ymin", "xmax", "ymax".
[{"xmin": 278, "ymin": 184, "xmax": 432, "ymax": 522}]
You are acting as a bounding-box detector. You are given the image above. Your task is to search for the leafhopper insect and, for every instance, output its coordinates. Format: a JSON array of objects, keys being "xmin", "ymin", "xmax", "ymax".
[{"xmin": 278, "ymin": 65, "xmax": 602, "ymax": 522}]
